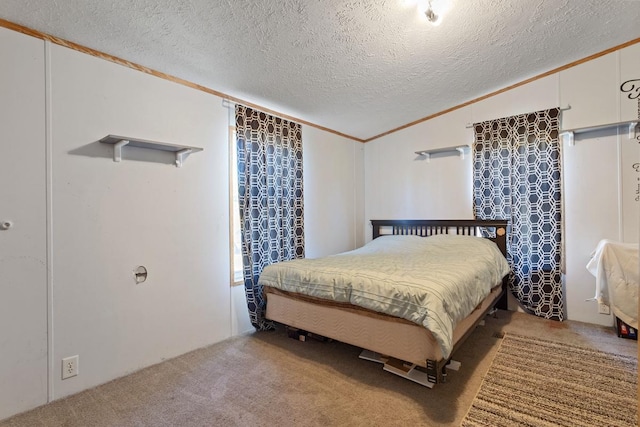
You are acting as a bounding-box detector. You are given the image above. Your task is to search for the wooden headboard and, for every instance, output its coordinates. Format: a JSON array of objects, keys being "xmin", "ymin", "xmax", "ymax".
[{"xmin": 370, "ymin": 219, "xmax": 508, "ymax": 258}]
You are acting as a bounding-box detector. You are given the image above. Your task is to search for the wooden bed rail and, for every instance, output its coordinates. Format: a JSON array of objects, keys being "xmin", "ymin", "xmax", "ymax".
[{"xmin": 370, "ymin": 219, "xmax": 509, "ymax": 258}]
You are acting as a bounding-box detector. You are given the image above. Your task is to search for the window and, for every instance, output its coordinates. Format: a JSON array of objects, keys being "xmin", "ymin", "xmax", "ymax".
[
  {"xmin": 472, "ymin": 108, "xmax": 563, "ymax": 320},
  {"xmin": 234, "ymin": 105, "xmax": 304, "ymax": 328},
  {"xmin": 229, "ymin": 126, "xmax": 243, "ymax": 285}
]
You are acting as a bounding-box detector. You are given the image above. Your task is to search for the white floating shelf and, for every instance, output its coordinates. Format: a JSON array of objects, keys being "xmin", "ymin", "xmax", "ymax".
[
  {"xmin": 415, "ymin": 145, "xmax": 470, "ymax": 162},
  {"xmin": 560, "ymin": 120, "xmax": 639, "ymax": 146},
  {"xmin": 99, "ymin": 135, "xmax": 203, "ymax": 167}
]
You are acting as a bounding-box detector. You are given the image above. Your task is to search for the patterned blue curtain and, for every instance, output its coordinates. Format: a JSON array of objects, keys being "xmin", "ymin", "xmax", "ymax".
[
  {"xmin": 235, "ymin": 105, "xmax": 305, "ymax": 330},
  {"xmin": 473, "ymin": 108, "xmax": 564, "ymax": 320}
]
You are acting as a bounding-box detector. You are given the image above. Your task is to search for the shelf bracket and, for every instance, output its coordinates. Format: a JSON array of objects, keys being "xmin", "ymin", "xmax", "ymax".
[
  {"xmin": 175, "ymin": 148, "xmax": 193, "ymax": 168},
  {"xmin": 113, "ymin": 139, "xmax": 130, "ymax": 162},
  {"xmin": 560, "ymin": 131, "xmax": 575, "ymax": 146},
  {"xmin": 629, "ymin": 122, "xmax": 638, "ymax": 140}
]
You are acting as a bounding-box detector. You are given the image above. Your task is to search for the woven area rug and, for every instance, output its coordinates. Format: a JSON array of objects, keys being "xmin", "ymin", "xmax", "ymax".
[{"xmin": 462, "ymin": 334, "xmax": 637, "ymax": 427}]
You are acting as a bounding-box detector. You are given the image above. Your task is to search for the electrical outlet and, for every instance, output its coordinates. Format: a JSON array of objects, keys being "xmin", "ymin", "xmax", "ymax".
[
  {"xmin": 62, "ymin": 355, "xmax": 79, "ymax": 380},
  {"xmin": 598, "ymin": 303, "xmax": 611, "ymax": 315}
]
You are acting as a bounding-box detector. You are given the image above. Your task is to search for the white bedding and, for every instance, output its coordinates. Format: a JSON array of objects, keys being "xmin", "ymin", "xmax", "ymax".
[
  {"xmin": 586, "ymin": 239, "xmax": 639, "ymax": 329},
  {"xmin": 259, "ymin": 234, "xmax": 510, "ymax": 359}
]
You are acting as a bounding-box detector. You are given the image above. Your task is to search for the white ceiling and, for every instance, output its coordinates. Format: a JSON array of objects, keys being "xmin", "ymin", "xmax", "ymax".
[{"xmin": 1, "ymin": 0, "xmax": 639, "ymax": 140}]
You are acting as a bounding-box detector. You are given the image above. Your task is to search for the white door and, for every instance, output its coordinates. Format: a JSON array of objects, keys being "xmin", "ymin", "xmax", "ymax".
[{"xmin": 0, "ymin": 28, "xmax": 48, "ymax": 419}]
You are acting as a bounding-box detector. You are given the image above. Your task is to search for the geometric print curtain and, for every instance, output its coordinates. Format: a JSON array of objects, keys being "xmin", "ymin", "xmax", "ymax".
[
  {"xmin": 235, "ymin": 105, "xmax": 305, "ymax": 330},
  {"xmin": 473, "ymin": 108, "xmax": 564, "ymax": 321}
]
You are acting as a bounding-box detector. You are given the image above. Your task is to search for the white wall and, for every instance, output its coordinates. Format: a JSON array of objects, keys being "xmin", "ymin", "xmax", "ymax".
[
  {"xmin": 303, "ymin": 126, "xmax": 365, "ymax": 258},
  {"xmin": 364, "ymin": 44, "xmax": 640, "ymax": 326},
  {"xmin": 364, "ymin": 106, "xmax": 474, "ymax": 234},
  {"xmin": 560, "ymin": 44, "xmax": 640, "ymax": 325},
  {"xmin": 49, "ymin": 43, "xmax": 233, "ymax": 399},
  {"xmin": 1, "ymin": 29, "xmax": 364, "ymax": 421},
  {"xmin": 563, "ymin": 129, "xmax": 621, "ymax": 324}
]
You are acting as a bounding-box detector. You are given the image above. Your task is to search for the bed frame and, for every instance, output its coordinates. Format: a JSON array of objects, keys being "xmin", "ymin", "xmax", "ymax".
[{"xmin": 264, "ymin": 219, "xmax": 509, "ymax": 385}]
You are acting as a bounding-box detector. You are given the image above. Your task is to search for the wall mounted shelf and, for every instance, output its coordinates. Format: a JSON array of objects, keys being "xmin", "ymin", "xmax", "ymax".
[
  {"xmin": 560, "ymin": 120, "xmax": 639, "ymax": 146},
  {"xmin": 99, "ymin": 135, "xmax": 203, "ymax": 167},
  {"xmin": 415, "ymin": 145, "xmax": 470, "ymax": 162}
]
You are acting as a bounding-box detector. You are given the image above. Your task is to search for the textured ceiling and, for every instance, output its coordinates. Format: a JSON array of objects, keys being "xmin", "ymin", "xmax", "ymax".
[{"xmin": 1, "ymin": 0, "xmax": 639, "ymax": 140}]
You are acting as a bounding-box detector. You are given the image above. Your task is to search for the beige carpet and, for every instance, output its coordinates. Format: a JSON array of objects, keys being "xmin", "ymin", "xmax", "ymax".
[
  {"xmin": 1, "ymin": 311, "xmax": 637, "ymax": 427},
  {"xmin": 462, "ymin": 334, "xmax": 638, "ymax": 427}
]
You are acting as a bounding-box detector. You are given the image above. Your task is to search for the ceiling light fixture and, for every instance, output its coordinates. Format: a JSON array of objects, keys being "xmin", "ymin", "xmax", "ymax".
[
  {"xmin": 424, "ymin": 3, "xmax": 439, "ymax": 23},
  {"xmin": 406, "ymin": 0, "xmax": 451, "ymax": 25}
]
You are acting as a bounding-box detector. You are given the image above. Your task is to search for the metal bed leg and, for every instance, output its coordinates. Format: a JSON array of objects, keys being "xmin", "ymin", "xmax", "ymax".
[{"xmin": 426, "ymin": 359, "xmax": 438, "ymax": 384}]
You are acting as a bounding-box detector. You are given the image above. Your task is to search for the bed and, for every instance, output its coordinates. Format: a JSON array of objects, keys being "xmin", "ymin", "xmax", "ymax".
[{"xmin": 260, "ymin": 219, "xmax": 510, "ymax": 385}]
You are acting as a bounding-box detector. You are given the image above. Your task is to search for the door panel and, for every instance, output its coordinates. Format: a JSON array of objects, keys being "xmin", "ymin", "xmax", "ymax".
[{"xmin": 0, "ymin": 28, "xmax": 47, "ymax": 420}]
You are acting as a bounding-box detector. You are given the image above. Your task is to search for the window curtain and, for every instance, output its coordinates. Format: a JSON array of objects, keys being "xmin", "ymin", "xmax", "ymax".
[
  {"xmin": 235, "ymin": 105, "xmax": 305, "ymax": 330},
  {"xmin": 472, "ymin": 108, "xmax": 564, "ymax": 320}
]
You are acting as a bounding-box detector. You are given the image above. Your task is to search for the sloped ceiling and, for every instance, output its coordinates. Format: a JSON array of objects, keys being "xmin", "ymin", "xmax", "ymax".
[{"xmin": 1, "ymin": 0, "xmax": 639, "ymax": 140}]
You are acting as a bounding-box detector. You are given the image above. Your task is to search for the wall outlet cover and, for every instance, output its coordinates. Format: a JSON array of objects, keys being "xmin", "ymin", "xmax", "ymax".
[
  {"xmin": 598, "ymin": 303, "xmax": 611, "ymax": 315},
  {"xmin": 62, "ymin": 355, "xmax": 79, "ymax": 380}
]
